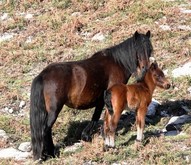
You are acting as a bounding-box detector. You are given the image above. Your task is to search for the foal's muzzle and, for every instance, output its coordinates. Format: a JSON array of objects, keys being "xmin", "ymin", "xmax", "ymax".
[{"xmin": 164, "ymin": 83, "xmax": 171, "ymax": 89}]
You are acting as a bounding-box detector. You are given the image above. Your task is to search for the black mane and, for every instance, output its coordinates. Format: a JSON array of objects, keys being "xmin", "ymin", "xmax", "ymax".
[{"xmin": 106, "ymin": 31, "xmax": 153, "ymax": 74}]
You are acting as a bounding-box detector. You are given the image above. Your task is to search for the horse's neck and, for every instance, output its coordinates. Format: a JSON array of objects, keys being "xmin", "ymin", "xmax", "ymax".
[{"xmin": 143, "ymin": 71, "xmax": 156, "ymax": 95}]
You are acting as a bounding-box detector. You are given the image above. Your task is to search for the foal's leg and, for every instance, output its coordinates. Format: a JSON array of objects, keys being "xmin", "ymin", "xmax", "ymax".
[
  {"xmin": 136, "ymin": 106, "xmax": 147, "ymax": 142},
  {"xmin": 104, "ymin": 108, "xmax": 122, "ymax": 149},
  {"xmin": 81, "ymin": 98, "xmax": 104, "ymax": 141}
]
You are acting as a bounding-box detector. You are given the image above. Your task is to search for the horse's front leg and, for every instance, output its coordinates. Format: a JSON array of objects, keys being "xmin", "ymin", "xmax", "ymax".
[{"xmin": 81, "ymin": 99, "xmax": 104, "ymax": 141}]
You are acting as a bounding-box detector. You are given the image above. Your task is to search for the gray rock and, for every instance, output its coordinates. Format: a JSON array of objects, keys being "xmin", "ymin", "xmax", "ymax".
[
  {"xmin": 187, "ymin": 87, "xmax": 191, "ymax": 95},
  {"xmin": 166, "ymin": 115, "xmax": 191, "ymax": 125},
  {"xmin": 0, "ymin": 129, "xmax": 8, "ymax": 139},
  {"xmin": 64, "ymin": 142, "xmax": 82, "ymax": 153},
  {"xmin": 0, "ymin": 147, "xmax": 31, "ymax": 160},
  {"xmin": 162, "ymin": 115, "xmax": 191, "ymax": 132},
  {"xmin": 0, "ymin": 32, "xmax": 15, "ymax": 42},
  {"xmin": 8, "ymin": 108, "xmax": 14, "ymax": 113},
  {"xmin": 19, "ymin": 100, "xmax": 26, "ymax": 108},
  {"xmin": 186, "ymin": 155, "xmax": 191, "ymax": 163},
  {"xmin": 4, "ymin": 107, "xmax": 9, "ymax": 112},
  {"xmin": 92, "ymin": 32, "xmax": 105, "ymax": 41},
  {"xmin": 1, "ymin": 13, "xmax": 8, "ymax": 21},
  {"xmin": 147, "ymin": 99, "xmax": 160, "ymax": 117},
  {"xmin": 172, "ymin": 62, "xmax": 191, "ymax": 78},
  {"xmin": 18, "ymin": 142, "xmax": 31, "ymax": 152},
  {"xmin": 164, "ymin": 130, "xmax": 179, "ymax": 136},
  {"xmin": 25, "ymin": 13, "xmax": 33, "ymax": 19}
]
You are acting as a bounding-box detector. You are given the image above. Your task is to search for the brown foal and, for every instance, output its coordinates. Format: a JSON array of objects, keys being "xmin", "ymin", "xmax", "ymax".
[{"xmin": 103, "ymin": 61, "xmax": 170, "ymax": 148}]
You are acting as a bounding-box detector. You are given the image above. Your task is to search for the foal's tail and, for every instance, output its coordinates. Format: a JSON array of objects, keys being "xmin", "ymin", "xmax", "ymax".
[
  {"xmin": 104, "ymin": 90, "xmax": 114, "ymax": 115},
  {"xmin": 30, "ymin": 75, "xmax": 48, "ymax": 160}
]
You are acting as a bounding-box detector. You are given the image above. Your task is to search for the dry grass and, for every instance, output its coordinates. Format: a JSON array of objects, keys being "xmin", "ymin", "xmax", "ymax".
[{"xmin": 0, "ymin": 0, "xmax": 191, "ymax": 164}]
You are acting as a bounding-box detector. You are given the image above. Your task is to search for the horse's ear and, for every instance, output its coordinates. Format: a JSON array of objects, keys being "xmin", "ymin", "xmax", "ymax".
[
  {"xmin": 134, "ymin": 31, "xmax": 139, "ymax": 40},
  {"xmin": 146, "ymin": 30, "xmax": 151, "ymax": 38}
]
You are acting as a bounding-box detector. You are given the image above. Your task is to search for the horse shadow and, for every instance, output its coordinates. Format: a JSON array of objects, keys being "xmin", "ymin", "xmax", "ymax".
[
  {"xmin": 55, "ymin": 99, "xmax": 190, "ymax": 155},
  {"xmin": 54, "ymin": 119, "xmax": 104, "ymax": 156}
]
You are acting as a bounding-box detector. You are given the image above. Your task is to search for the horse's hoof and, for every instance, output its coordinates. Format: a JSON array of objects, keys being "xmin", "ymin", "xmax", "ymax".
[{"xmin": 81, "ymin": 133, "xmax": 92, "ymax": 142}]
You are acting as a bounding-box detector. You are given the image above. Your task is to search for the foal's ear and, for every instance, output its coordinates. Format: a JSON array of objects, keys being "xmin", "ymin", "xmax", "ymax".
[
  {"xmin": 146, "ymin": 30, "xmax": 151, "ymax": 38},
  {"xmin": 150, "ymin": 62, "xmax": 158, "ymax": 70},
  {"xmin": 134, "ymin": 31, "xmax": 139, "ymax": 40}
]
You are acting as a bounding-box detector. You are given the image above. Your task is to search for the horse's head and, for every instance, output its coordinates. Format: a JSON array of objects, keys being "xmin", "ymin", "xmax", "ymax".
[
  {"xmin": 149, "ymin": 61, "xmax": 171, "ymax": 89},
  {"xmin": 134, "ymin": 31, "xmax": 153, "ymax": 78}
]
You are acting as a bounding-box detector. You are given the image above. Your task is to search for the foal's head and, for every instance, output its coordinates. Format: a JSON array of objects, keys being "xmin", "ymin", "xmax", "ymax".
[{"xmin": 149, "ymin": 62, "xmax": 171, "ymax": 89}]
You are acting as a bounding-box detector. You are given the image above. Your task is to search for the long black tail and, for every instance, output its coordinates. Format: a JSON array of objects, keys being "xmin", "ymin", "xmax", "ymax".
[
  {"xmin": 104, "ymin": 90, "xmax": 114, "ymax": 115},
  {"xmin": 30, "ymin": 75, "xmax": 48, "ymax": 160}
]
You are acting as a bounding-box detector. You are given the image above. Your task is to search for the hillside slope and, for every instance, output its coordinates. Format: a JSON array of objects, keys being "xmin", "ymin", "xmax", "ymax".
[{"xmin": 0, "ymin": 0, "xmax": 191, "ymax": 164}]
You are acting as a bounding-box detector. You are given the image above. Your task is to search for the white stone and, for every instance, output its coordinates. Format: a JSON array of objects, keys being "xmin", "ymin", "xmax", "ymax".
[
  {"xmin": 71, "ymin": 12, "xmax": 81, "ymax": 17},
  {"xmin": 163, "ymin": 69, "xmax": 169, "ymax": 76},
  {"xmin": 0, "ymin": 147, "xmax": 31, "ymax": 160},
  {"xmin": 4, "ymin": 107, "xmax": 9, "ymax": 111},
  {"xmin": 8, "ymin": 108, "xmax": 14, "ymax": 113},
  {"xmin": 25, "ymin": 13, "xmax": 33, "ymax": 19},
  {"xmin": 159, "ymin": 25, "xmax": 171, "ymax": 31},
  {"xmin": 19, "ymin": 100, "xmax": 26, "ymax": 108},
  {"xmin": 0, "ymin": 32, "xmax": 15, "ymax": 42},
  {"xmin": 18, "ymin": 142, "xmax": 31, "ymax": 152},
  {"xmin": 26, "ymin": 36, "xmax": 33, "ymax": 43},
  {"xmin": 92, "ymin": 32, "xmax": 105, "ymax": 41},
  {"xmin": 177, "ymin": 25, "xmax": 191, "ymax": 31},
  {"xmin": 180, "ymin": 8, "xmax": 191, "ymax": 14},
  {"xmin": 0, "ymin": 129, "xmax": 8, "ymax": 139},
  {"xmin": 186, "ymin": 155, "xmax": 191, "ymax": 163},
  {"xmin": 172, "ymin": 62, "xmax": 191, "ymax": 77},
  {"xmin": 187, "ymin": 87, "xmax": 191, "ymax": 95},
  {"xmin": 1, "ymin": 13, "xmax": 8, "ymax": 21},
  {"xmin": 64, "ymin": 142, "xmax": 82, "ymax": 153}
]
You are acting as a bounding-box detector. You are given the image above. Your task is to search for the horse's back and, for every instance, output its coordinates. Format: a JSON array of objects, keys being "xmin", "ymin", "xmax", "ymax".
[{"xmin": 37, "ymin": 60, "xmax": 108, "ymax": 109}]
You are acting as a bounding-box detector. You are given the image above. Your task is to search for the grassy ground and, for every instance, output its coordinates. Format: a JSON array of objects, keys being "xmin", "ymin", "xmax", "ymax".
[{"xmin": 0, "ymin": 0, "xmax": 191, "ymax": 164}]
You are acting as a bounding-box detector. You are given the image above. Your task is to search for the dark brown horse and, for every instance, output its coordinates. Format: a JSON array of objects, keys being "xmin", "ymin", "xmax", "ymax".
[
  {"xmin": 30, "ymin": 31, "xmax": 153, "ymax": 161},
  {"xmin": 103, "ymin": 60, "xmax": 171, "ymax": 150}
]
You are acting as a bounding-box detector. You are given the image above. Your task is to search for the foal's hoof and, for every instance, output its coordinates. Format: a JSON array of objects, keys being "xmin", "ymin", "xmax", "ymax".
[
  {"xmin": 135, "ymin": 140, "xmax": 143, "ymax": 151},
  {"xmin": 103, "ymin": 145, "xmax": 115, "ymax": 152}
]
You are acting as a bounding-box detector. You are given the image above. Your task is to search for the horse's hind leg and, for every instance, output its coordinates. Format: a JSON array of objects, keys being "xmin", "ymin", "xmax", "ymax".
[
  {"xmin": 43, "ymin": 95, "xmax": 63, "ymax": 160},
  {"xmin": 81, "ymin": 98, "xmax": 104, "ymax": 141}
]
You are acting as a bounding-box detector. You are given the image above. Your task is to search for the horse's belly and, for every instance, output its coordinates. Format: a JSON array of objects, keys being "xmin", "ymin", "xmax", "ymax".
[{"xmin": 66, "ymin": 91, "xmax": 100, "ymax": 109}]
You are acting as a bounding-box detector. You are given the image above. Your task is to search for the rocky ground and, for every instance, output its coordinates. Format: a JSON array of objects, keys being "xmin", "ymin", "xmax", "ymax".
[{"xmin": 0, "ymin": 0, "xmax": 191, "ymax": 164}]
